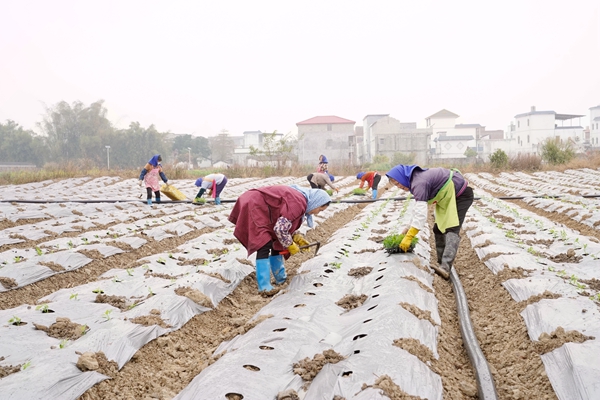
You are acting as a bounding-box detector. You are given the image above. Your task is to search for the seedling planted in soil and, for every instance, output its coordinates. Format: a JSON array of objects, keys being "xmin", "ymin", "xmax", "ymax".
[{"xmin": 383, "ymin": 234, "xmax": 418, "ymax": 253}]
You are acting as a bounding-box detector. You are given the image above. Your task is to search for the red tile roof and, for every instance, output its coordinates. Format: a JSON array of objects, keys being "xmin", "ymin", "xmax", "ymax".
[{"xmin": 296, "ymin": 116, "xmax": 356, "ymax": 125}]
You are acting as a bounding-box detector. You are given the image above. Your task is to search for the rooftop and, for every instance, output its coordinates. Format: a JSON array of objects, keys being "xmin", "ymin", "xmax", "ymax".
[
  {"xmin": 426, "ymin": 109, "xmax": 459, "ymax": 119},
  {"xmin": 297, "ymin": 116, "xmax": 355, "ymax": 125}
]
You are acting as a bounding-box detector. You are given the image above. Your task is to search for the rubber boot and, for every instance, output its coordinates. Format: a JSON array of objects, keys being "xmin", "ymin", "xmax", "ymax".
[
  {"xmin": 434, "ymin": 231, "xmax": 446, "ymax": 264},
  {"xmin": 155, "ymin": 194, "xmax": 161, "ymax": 204},
  {"xmin": 255, "ymin": 258, "xmax": 274, "ymax": 292},
  {"xmin": 372, "ymin": 189, "xmax": 378, "ymax": 199},
  {"xmin": 215, "ymin": 197, "xmax": 221, "ymax": 205},
  {"xmin": 147, "ymin": 198, "xmax": 152, "ymax": 206},
  {"xmin": 431, "ymin": 232, "xmax": 460, "ymax": 280},
  {"xmin": 269, "ymin": 255, "xmax": 287, "ymax": 285}
]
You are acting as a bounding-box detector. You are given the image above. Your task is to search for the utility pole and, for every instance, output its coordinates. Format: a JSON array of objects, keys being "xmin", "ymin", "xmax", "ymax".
[
  {"xmin": 105, "ymin": 145, "xmax": 110, "ymax": 170},
  {"xmin": 187, "ymin": 147, "xmax": 192, "ymax": 169}
]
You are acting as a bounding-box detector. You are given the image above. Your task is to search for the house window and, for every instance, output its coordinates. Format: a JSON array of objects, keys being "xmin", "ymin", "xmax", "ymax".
[
  {"xmin": 379, "ymin": 138, "xmax": 385, "ymax": 145},
  {"xmin": 327, "ymin": 124, "xmax": 332, "ymax": 131},
  {"xmin": 527, "ymin": 135, "xmax": 530, "ymax": 143},
  {"xmin": 527, "ymin": 119, "xmax": 529, "ymax": 126},
  {"xmin": 517, "ymin": 121, "xmax": 520, "ymax": 128}
]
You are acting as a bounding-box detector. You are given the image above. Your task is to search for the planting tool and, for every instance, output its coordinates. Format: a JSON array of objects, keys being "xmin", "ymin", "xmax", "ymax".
[{"xmin": 280, "ymin": 241, "xmax": 321, "ymax": 256}]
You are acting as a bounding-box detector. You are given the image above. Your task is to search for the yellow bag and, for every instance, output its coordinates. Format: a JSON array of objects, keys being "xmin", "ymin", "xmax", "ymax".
[{"xmin": 160, "ymin": 184, "xmax": 187, "ymax": 201}]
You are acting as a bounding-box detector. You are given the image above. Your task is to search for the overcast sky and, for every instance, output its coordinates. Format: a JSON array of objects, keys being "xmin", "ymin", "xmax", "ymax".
[{"xmin": 1, "ymin": 0, "xmax": 599, "ymax": 137}]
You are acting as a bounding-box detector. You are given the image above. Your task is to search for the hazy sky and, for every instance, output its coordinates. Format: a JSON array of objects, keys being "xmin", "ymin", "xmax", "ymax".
[{"xmin": 1, "ymin": 0, "xmax": 599, "ymax": 137}]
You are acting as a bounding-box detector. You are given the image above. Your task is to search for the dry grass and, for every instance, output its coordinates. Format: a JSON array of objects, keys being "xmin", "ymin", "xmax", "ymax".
[{"xmin": 1, "ymin": 151, "xmax": 599, "ymax": 185}]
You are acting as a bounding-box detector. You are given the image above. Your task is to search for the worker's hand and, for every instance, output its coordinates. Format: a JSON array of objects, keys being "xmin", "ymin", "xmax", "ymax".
[
  {"xmin": 400, "ymin": 227, "xmax": 419, "ymax": 252},
  {"xmin": 165, "ymin": 181, "xmax": 170, "ymax": 187},
  {"xmin": 292, "ymin": 233, "xmax": 310, "ymax": 252},
  {"xmin": 401, "ymin": 226, "xmax": 408, "ymax": 235},
  {"xmin": 287, "ymin": 243, "xmax": 300, "ymax": 256},
  {"xmin": 139, "ymin": 180, "xmax": 144, "ymax": 187},
  {"xmin": 335, "ymin": 188, "xmax": 339, "ymax": 193}
]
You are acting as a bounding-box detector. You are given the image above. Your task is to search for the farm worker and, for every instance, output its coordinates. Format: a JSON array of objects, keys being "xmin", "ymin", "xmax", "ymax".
[
  {"xmin": 228, "ymin": 185, "xmax": 331, "ymax": 292},
  {"xmin": 139, "ymin": 154, "xmax": 169, "ymax": 206},
  {"xmin": 356, "ymin": 171, "xmax": 381, "ymax": 199},
  {"xmin": 306, "ymin": 172, "xmax": 339, "ymax": 193},
  {"xmin": 194, "ymin": 173, "xmax": 228, "ymax": 205},
  {"xmin": 386, "ymin": 165, "xmax": 474, "ymax": 280},
  {"xmin": 317, "ymin": 154, "xmax": 329, "ymax": 173}
]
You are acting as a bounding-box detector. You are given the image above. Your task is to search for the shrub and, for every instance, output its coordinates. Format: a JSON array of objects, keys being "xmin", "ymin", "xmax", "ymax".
[
  {"xmin": 489, "ymin": 149, "xmax": 508, "ymax": 169},
  {"xmin": 391, "ymin": 152, "xmax": 415, "ymax": 166},
  {"xmin": 540, "ymin": 137, "xmax": 575, "ymax": 165}
]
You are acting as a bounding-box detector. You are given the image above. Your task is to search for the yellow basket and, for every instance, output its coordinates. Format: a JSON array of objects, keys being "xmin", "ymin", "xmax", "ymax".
[{"xmin": 160, "ymin": 184, "xmax": 187, "ymax": 201}]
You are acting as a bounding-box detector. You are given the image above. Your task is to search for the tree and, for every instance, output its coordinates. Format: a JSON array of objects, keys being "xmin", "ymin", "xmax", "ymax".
[
  {"xmin": 249, "ymin": 131, "xmax": 296, "ymax": 167},
  {"xmin": 0, "ymin": 120, "xmax": 46, "ymax": 166},
  {"xmin": 37, "ymin": 100, "xmax": 113, "ymax": 165},
  {"xmin": 489, "ymin": 149, "xmax": 508, "ymax": 169},
  {"xmin": 112, "ymin": 122, "xmax": 169, "ymax": 169},
  {"xmin": 540, "ymin": 137, "xmax": 575, "ymax": 165},
  {"xmin": 210, "ymin": 131, "xmax": 235, "ymax": 164},
  {"xmin": 172, "ymin": 134, "xmax": 211, "ymax": 164}
]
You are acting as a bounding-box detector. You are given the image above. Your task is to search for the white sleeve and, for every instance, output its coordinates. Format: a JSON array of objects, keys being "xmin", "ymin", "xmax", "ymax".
[{"xmin": 410, "ymin": 201, "xmax": 428, "ymax": 231}]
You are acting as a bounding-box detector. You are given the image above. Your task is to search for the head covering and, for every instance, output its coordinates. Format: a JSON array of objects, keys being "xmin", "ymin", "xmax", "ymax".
[
  {"xmin": 289, "ymin": 184, "xmax": 331, "ymax": 228},
  {"xmin": 148, "ymin": 154, "xmax": 161, "ymax": 167},
  {"xmin": 194, "ymin": 178, "xmax": 203, "ymax": 187},
  {"xmin": 319, "ymin": 155, "xmax": 328, "ymax": 163},
  {"xmin": 328, "ymin": 173, "xmax": 335, "ymax": 182},
  {"xmin": 386, "ymin": 164, "xmax": 427, "ymax": 189},
  {"xmin": 356, "ymin": 172, "xmax": 365, "ymax": 180}
]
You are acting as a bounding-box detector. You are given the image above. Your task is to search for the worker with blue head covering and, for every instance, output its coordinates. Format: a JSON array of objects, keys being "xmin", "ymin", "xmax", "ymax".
[
  {"xmin": 138, "ymin": 154, "xmax": 168, "ymax": 205},
  {"xmin": 228, "ymin": 185, "xmax": 331, "ymax": 292},
  {"xmin": 386, "ymin": 164, "xmax": 474, "ymax": 279},
  {"xmin": 355, "ymin": 171, "xmax": 381, "ymax": 199}
]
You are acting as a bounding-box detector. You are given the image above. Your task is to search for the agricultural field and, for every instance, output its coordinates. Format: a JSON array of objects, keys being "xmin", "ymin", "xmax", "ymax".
[{"xmin": 0, "ymin": 169, "xmax": 599, "ymax": 400}]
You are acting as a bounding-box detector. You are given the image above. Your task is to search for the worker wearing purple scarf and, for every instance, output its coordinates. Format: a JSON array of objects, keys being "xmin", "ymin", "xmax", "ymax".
[{"xmin": 386, "ymin": 164, "xmax": 474, "ymax": 279}]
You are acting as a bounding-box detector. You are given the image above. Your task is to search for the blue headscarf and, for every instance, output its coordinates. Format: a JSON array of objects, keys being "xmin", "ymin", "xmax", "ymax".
[
  {"xmin": 319, "ymin": 155, "xmax": 328, "ymax": 163},
  {"xmin": 148, "ymin": 154, "xmax": 161, "ymax": 167},
  {"xmin": 386, "ymin": 164, "xmax": 427, "ymax": 189},
  {"xmin": 195, "ymin": 178, "xmax": 203, "ymax": 187},
  {"xmin": 356, "ymin": 172, "xmax": 365, "ymax": 180},
  {"xmin": 289, "ymin": 184, "xmax": 331, "ymax": 228}
]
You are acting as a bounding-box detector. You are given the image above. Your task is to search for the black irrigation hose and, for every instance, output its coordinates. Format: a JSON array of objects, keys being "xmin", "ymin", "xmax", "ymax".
[{"xmin": 450, "ymin": 267, "xmax": 499, "ymax": 399}]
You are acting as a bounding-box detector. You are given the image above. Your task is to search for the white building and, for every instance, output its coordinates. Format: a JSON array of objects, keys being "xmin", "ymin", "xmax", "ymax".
[
  {"xmin": 433, "ymin": 135, "xmax": 476, "ymax": 159},
  {"xmin": 589, "ymin": 105, "xmax": 600, "ymax": 148},
  {"xmin": 362, "ymin": 114, "xmax": 389, "ymax": 163},
  {"xmin": 232, "ymin": 130, "xmax": 285, "ymax": 166},
  {"xmin": 511, "ymin": 106, "xmax": 584, "ymax": 155},
  {"xmin": 425, "ymin": 109, "xmax": 459, "ymax": 152}
]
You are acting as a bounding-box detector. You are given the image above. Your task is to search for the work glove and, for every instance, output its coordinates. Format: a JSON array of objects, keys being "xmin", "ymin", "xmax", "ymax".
[
  {"xmin": 164, "ymin": 181, "xmax": 169, "ymax": 187},
  {"xmin": 287, "ymin": 243, "xmax": 300, "ymax": 256},
  {"xmin": 400, "ymin": 227, "xmax": 419, "ymax": 252},
  {"xmin": 139, "ymin": 180, "xmax": 144, "ymax": 187},
  {"xmin": 292, "ymin": 233, "xmax": 310, "ymax": 252}
]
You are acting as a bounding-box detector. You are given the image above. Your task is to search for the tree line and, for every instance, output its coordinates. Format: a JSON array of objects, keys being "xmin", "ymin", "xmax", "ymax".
[{"xmin": 0, "ymin": 100, "xmax": 211, "ymax": 168}]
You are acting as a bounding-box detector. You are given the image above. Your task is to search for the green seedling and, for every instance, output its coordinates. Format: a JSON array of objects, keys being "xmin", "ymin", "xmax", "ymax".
[
  {"xmin": 102, "ymin": 309, "xmax": 112, "ymax": 321},
  {"xmin": 527, "ymin": 247, "xmax": 539, "ymax": 256},
  {"xmin": 560, "ymin": 230, "xmax": 568, "ymax": 241},
  {"xmin": 80, "ymin": 325, "xmax": 89, "ymax": 335},
  {"xmin": 14, "ymin": 256, "xmax": 23, "ymax": 263},
  {"xmin": 557, "ymin": 269, "xmax": 567, "ymax": 277},
  {"xmin": 203, "ymin": 260, "xmax": 210, "ymax": 266},
  {"xmin": 505, "ymin": 230, "xmax": 516, "ymax": 239},
  {"xmin": 126, "ymin": 268, "xmax": 134, "ymax": 276},
  {"xmin": 81, "ymin": 237, "xmax": 88, "ymax": 245},
  {"xmin": 112, "ymin": 277, "xmax": 122, "ymax": 283},
  {"xmin": 67, "ymin": 240, "xmax": 74, "ymax": 249},
  {"xmin": 548, "ymin": 266, "xmax": 555, "ymax": 272},
  {"xmin": 92, "ymin": 288, "xmax": 104, "ymax": 294},
  {"xmin": 128, "ymin": 302, "xmax": 139, "ymax": 310},
  {"xmin": 382, "ymin": 234, "xmax": 418, "ymax": 253},
  {"xmin": 142, "ymin": 264, "xmax": 150, "ymax": 270},
  {"xmin": 21, "ymin": 361, "xmax": 31, "ymax": 370},
  {"xmin": 330, "ymin": 262, "xmax": 342, "ymax": 269},
  {"xmin": 35, "ymin": 304, "xmax": 50, "ymax": 313},
  {"xmin": 234, "ymin": 245, "xmax": 241, "ymax": 251},
  {"xmin": 157, "ymin": 257, "xmax": 166, "ymax": 265},
  {"xmin": 9, "ymin": 315, "xmax": 22, "ymax": 325},
  {"xmin": 148, "ymin": 287, "xmax": 155, "ymax": 296},
  {"xmin": 168, "ymin": 253, "xmax": 174, "ymax": 259},
  {"xmin": 35, "ymin": 247, "xmax": 43, "ymax": 256},
  {"xmin": 59, "ymin": 339, "xmax": 68, "ymax": 349},
  {"xmin": 222, "ymin": 249, "xmax": 229, "ymax": 254}
]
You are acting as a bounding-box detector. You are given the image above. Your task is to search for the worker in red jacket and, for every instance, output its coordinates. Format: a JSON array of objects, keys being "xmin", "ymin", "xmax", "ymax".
[
  {"xmin": 228, "ymin": 185, "xmax": 331, "ymax": 292},
  {"xmin": 356, "ymin": 171, "xmax": 381, "ymax": 199}
]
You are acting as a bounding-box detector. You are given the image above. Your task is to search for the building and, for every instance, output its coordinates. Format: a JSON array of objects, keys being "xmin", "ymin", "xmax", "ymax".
[
  {"xmin": 426, "ymin": 109, "xmax": 486, "ymax": 160},
  {"xmin": 362, "ymin": 114, "xmax": 389, "ymax": 163},
  {"xmin": 369, "ymin": 116, "xmax": 431, "ymax": 164},
  {"xmin": 296, "ymin": 116, "xmax": 356, "ymax": 166},
  {"xmin": 231, "ymin": 130, "xmax": 289, "ymax": 166},
  {"xmin": 589, "ymin": 105, "xmax": 600, "ymax": 148},
  {"xmin": 511, "ymin": 106, "xmax": 584, "ymax": 155}
]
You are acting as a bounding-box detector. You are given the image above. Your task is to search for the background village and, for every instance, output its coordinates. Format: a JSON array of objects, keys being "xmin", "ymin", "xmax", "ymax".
[{"xmin": 1, "ymin": 102, "xmax": 600, "ymax": 173}]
